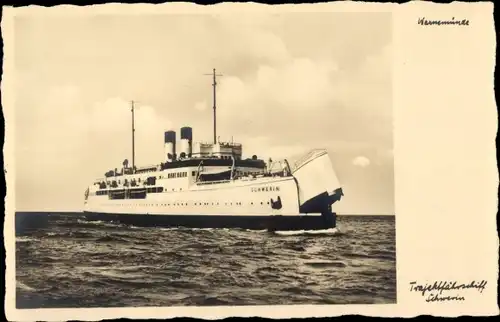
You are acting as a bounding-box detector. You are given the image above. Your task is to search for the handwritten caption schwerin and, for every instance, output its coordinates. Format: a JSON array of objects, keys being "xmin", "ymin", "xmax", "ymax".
[{"xmin": 409, "ymin": 280, "xmax": 487, "ymax": 303}]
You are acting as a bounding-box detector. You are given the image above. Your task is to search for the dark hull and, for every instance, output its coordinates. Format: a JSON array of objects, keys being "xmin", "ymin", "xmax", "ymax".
[{"xmin": 83, "ymin": 211, "xmax": 336, "ymax": 231}]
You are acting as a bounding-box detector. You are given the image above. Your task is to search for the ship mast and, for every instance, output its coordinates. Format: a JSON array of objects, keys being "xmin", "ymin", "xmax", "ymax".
[
  {"xmin": 204, "ymin": 68, "xmax": 223, "ymax": 144},
  {"xmin": 131, "ymin": 100, "xmax": 135, "ymax": 173}
]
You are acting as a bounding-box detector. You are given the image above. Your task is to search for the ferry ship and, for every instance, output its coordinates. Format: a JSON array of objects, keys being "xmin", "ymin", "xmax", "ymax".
[{"xmin": 83, "ymin": 69, "xmax": 344, "ymax": 231}]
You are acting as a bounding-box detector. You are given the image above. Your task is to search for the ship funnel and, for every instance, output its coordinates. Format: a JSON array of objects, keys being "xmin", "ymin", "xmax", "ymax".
[
  {"xmin": 179, "ymin": 126, "xmax": 193, "ymax": 159},
  {"xmin": 164, "ymin": 130, "xmax": 176, "ymax": 162}
]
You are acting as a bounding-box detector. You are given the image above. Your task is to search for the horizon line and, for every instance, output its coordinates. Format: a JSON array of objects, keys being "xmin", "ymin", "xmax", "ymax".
[{"xmin": 13, "ymin": 210, "xmax": 395, "ymax": 216}]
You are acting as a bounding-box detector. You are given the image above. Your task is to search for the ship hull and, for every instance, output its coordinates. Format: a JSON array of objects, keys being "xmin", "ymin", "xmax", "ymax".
[{"xmin": 82, "ymin": 211, "xmax": 336, "ymax": 231}]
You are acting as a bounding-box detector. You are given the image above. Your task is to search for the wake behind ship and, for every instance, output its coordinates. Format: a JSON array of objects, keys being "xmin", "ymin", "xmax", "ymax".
[{"xmin": 83, "ymin": 69, "xmax": 344, "ymax": 231}]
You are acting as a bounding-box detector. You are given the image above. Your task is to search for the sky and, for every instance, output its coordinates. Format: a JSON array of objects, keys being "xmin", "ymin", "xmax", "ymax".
[{"xmin": 13, "ymin": 11, "xmax": 394, "ymax": 214}]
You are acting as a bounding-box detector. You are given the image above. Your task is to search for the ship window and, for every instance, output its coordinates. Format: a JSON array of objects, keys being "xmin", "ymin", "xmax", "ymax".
[
  {"xmin": 251, "ymin": 202, "xmax": 254, "ymax": 205},
  {"xmin": 261, "ymin": 202, "xmax": 263, "ymax": 205},
  {"xmin": 192, "ymin": 171, "xmax": 195, "ymax": 176}
]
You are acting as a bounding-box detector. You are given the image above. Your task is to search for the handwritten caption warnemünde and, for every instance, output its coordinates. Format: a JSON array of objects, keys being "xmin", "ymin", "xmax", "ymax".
[
  {"xmin": 409, "ymin": 280, "xmax": 487, "ymax": 302},
  {"xmin": 418, "ymin": 17, "xmax": 470, "ymax": 26}
]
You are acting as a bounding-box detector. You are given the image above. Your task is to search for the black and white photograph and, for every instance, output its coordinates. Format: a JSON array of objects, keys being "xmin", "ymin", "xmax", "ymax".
[{"xmin": 12, "ymin": 5, "xmax": 396, "ymax": 309}]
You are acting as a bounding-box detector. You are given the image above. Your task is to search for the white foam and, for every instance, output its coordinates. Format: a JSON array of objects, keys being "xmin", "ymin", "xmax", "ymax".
[
  {"xmin": 16, "ymin": 236, "xmax": 36, "ymax": 243},
  {"xmin": 274, "ymin": 227, "xmax": 340, "ymax": 236},
  {"xmin": 17, "ymin": 281, "xmax": 36, "ymax": 291}
]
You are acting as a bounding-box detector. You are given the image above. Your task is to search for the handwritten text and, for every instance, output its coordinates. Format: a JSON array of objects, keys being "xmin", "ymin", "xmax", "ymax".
[
  {"xmin": 418, "ymin": 17, "xmax": 470, "ymax": 26},
  {"xmin": 409, "ymin": 280, "xmax": 487, "ymax": 303}
]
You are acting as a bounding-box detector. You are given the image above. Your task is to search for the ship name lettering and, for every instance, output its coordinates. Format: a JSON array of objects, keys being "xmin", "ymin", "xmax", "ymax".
[{"xmin": 251, "ymin": 186, "xmax": 280, "ymax": 193}]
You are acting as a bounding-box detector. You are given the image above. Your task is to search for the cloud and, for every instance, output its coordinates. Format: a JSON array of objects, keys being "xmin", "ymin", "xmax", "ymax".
[
  {"xmin": 240, "ymin": 136, "xmax": 309, "ymax": 161},
  {"xmin": 85, "ymin": 97, "xmax": 173, "ymax": 168},
  {"xmin": 211, "ymin": 42, "xmax": 392, "ymax": 154},
  {"xmin": 15, "ymin": 85, "xmax": 172, "ymax": 210},
  {"xmin": 194, "ymin": 101, "xmax": 208, "ymax": 111},
  {"xmin": 352, "ymin": 156, "xmax": 371, "ymax": 168}
]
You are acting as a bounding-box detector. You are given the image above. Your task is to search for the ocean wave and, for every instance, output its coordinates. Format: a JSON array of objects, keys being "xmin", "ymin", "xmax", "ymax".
[
  {"xmin": 16, "ymin": 236, "xmax": 37, "ymax": 243},
  {"xmin": 76, "ymin": 219, "xmax": 125, "ymax": 228},
  {"xmin": 273, "ymin": 227, "xmax": 340, "ymax": 236},
  {"xmin": 17, "ymin": 281, "xmax": 36, "ymax": 291},
  {"xmin": 303, "ymin": 260, "xmax": 348, "ymax": 268},
  {"xmin": 341, "ymin": 251, "xmax": 395, "ymax": 261},
  {"xmin": 95, "ymin": 235, "xmax": 132, "ymax": 243}
]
